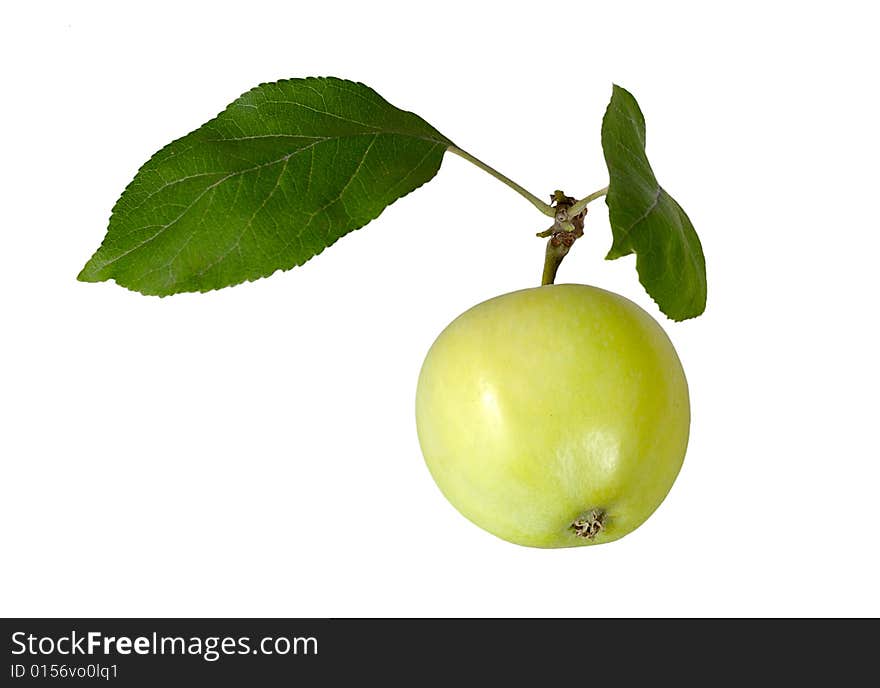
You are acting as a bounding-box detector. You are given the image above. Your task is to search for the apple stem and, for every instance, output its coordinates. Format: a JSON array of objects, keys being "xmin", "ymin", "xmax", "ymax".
[{"xmin": 540, "ymin": 191, "xmax": 587, "ymax": 285}]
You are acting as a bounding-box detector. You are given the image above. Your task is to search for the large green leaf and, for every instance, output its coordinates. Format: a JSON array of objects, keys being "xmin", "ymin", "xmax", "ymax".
[
  {"xmin": 79, "ymin": 77, "xmax": 453, "ymax": 295},
  {"xmin": 601, "ymin": 85, "xmax": 706, "ymax": 320}
]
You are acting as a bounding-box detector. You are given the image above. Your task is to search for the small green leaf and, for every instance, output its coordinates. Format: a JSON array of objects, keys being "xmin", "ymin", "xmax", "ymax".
[
  {"xmin": 601, "ymin": 85, "xmax": 707, "ymax": 320},
  {"xmin": 79, "ymin": 77, "xmax": 453, "ymax": 295}
]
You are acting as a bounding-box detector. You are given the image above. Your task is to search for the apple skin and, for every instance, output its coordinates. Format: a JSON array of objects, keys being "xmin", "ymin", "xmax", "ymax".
[{"xmin": 415, "ymin": 284, "xmax": 690, "ymax": 548}]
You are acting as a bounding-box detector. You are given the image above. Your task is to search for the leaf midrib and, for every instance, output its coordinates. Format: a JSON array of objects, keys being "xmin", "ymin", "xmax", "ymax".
[
  {"xmin": 616, "ymin": 186, "xmax": 663, "ymax": 243},
  {"xmin": 95, "ymin": 132, "xmax": 446, "ymax": 275},
  {"xmin": 119, "ymin": 129, "xmax": 449, "ymax": 224},
  {"xmin": 184, "ymin": 138, "xmax": 445, "ymax": 285}
]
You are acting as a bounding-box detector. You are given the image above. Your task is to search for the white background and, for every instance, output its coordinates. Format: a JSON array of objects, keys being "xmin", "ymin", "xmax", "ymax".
[{"xmin": 2, "ymin": 1, "xmax": 878, "ymax": 617}]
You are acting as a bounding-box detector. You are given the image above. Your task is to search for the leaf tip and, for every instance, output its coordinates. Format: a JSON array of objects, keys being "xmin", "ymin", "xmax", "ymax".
[
  {"xmin": 666, "ymin": 305, "xmax": 705, "ymax": 323},
  {"xmin": 656, "ymin": 286, "xmax": 707, "ymax": 322},
  {"xmin": 76, "ymin": 257, "xmax": 102, "ymax": 284}
]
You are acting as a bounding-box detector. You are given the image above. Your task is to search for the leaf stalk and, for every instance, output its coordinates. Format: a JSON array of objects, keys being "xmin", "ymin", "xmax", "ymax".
[
  {"xmin": 448, "ymin": 146, "xmax": 555, "ymax": 217},
  {"xmin": 567, "ymin": 186, "xmax": 608, "ymax": 217}
]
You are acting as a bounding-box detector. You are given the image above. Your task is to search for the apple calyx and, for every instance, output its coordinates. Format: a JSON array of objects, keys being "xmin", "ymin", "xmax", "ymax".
[{"xmin": 570, "ymin": 509, "xmax": 607, "ymax": 540}]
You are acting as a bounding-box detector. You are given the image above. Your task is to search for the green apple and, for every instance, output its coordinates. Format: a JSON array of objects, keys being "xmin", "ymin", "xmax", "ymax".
[{"xmin": 415, "ymin": 284, "xmax": 690, "ymax": 547}]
